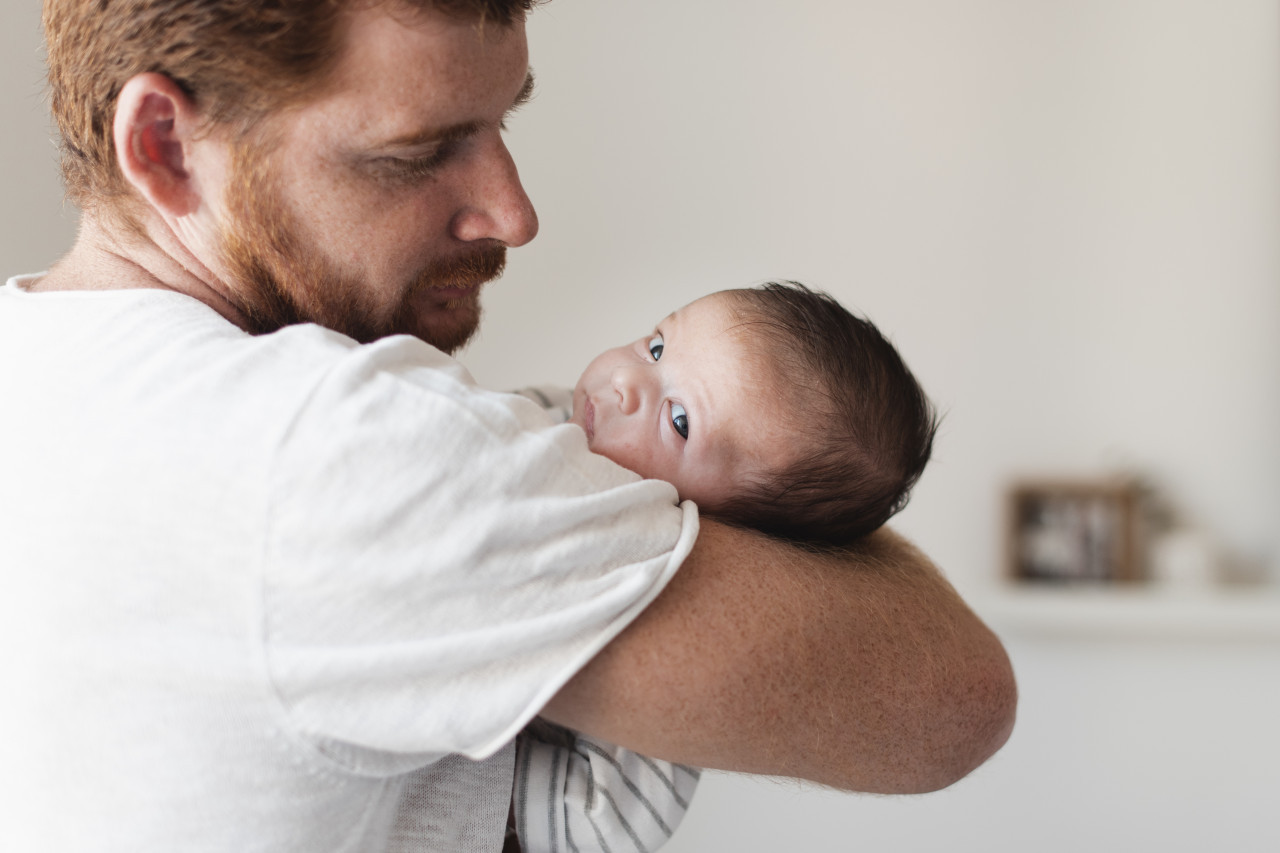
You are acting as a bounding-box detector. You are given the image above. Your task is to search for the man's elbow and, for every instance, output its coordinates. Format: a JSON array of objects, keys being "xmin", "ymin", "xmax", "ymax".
[
  {"xmin": 906, "ymin": 639, "xmax": 1018, "ymax": 794},
  {"xmin": 806, "ymin": 632, "xmax": 1016, "ymax": 795}
]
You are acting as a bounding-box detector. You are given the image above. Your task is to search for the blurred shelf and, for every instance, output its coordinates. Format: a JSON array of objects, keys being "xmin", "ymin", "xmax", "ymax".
[{"xmin": 974, "ymin": 584, "xmax": 1280, "ymax": 642}]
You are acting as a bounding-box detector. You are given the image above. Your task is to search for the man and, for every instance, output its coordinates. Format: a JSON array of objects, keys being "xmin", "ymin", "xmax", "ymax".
[{"xmin": 1, "ymin": 1, "xmax": 1015, "ymax": 850}]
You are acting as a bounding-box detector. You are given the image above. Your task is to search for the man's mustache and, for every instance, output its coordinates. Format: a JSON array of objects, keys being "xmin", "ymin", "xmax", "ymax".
[{"xmin": 415, "ymin": 245, "xmax": 507, "ymax": 292}]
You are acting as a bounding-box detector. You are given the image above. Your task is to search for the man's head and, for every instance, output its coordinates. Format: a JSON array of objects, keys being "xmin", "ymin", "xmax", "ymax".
[
  {"xmin": 43, "ymin": 0, "xmax": 541, "ymax": 349},
  {"xmin": 571, "ymin": 283, "xmax": 939, "ymax": 545}
]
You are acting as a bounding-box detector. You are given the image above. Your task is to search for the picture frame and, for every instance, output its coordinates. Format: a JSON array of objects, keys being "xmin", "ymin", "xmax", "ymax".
[{"xmin": 1005, "ymin": 478, "xmax": 1145, "ymax": 583}]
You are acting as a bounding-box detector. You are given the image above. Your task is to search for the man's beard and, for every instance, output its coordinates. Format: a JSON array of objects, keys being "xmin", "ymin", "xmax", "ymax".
[{"xmin": 216, "ymin": 138, "xmax": 505, "ymax": 353}]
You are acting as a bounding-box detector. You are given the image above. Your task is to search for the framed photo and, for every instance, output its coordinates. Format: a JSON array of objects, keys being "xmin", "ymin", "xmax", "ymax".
[{"xmin": 1006, "ymin": 479, "xmax": 1145, "ymax": 583}]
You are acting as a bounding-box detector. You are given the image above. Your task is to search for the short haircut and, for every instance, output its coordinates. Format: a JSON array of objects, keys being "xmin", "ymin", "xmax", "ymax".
[
  {"xmin": 711, "ymin": 282, "xmax": 939, "ymax": 546},
  {"xmin": 42, "ymin": 0, "xmax": 542, "ymax": 221}
]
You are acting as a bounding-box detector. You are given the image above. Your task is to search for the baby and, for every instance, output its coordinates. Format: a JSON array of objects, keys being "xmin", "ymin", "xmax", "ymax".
[
  {"xmin": 511, "ymin": 281, "xmax": 939, "ymax": 853},
  {"xmin": 529, "ymin": 279, "xmax": 938, "ymax": 545}
]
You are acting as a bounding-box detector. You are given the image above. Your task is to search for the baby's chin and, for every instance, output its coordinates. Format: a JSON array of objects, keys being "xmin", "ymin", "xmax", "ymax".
[{"xmin": 567, "ymin": 388, "xmax": 597, "ymax": 445}]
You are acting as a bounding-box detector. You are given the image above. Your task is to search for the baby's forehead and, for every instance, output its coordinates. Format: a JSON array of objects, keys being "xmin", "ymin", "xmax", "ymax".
[
  {"xmin": 723, "ymin": 304, "xmax": 801, "ymax": 376},
  {"xmin": 667, "ymin": 293, "xmax": 791, "ymax": 379},
  {"xmin": 710, "ymin": 306, "xmax": 806, "ymax": 417},
  {"xmin": 714, "ymin": 361, "xmax": 806, "ymax": 483},
  {"xmin": 673, "ymin": 291, "xmax": 772, "ymax": 343}
]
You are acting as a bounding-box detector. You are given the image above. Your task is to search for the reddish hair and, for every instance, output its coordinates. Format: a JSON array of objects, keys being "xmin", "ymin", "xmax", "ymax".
[{"xmin": 42, "ymin": 0, "xmax": 541, "ymax": 219}]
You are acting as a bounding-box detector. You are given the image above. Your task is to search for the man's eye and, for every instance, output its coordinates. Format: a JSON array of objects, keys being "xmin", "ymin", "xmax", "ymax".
[
  {"xmin": 392, "ymin": 153, "xmax": 445, "ymax": 177},
  {"xmin": 370, "ymin": 150, "xmax": 448, "ymax": 182},
  {"xmin": 647, "ymin": 335, "xmax": 665, "ymax": 360},
  {"xmin": 670, "ymin": 402, "xmax": 689, "ymax": 439}
]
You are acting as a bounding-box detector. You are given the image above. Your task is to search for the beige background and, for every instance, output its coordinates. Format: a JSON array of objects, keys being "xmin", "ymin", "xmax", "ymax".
[{"xmin": 5, "ymin": 1, "xmax": 1279, "ymax": 850}]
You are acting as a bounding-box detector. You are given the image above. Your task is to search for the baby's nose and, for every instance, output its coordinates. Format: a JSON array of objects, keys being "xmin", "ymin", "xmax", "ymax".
[{"xmin": 611, "ymin": 365, "xmax": 647, "ymax": 415}]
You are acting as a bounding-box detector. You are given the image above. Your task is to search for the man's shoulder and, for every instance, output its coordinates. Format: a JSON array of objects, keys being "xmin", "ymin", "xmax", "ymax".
[{"xmin": 0, "ymin": 279, "xmax": 481, "ymax": 444}]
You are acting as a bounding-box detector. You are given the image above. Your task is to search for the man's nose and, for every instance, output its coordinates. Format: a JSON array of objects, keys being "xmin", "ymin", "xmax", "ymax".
[
  {"xmin": 450, "ymin": 138, "xmax": 539, "ymax": 247},
  {"xmin": 611, "ymin": 365, "xmax": 650, "ymax": 415}
]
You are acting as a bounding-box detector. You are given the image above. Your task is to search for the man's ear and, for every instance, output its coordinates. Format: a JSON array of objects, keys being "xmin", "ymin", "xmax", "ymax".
[{"xmin": 113, "ymin": 73, "xmax": 206, "ymax": 218}]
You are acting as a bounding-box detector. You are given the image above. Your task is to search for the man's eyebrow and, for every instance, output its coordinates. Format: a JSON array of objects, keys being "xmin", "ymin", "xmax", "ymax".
[
  {"xmin": 373, "ymin": 120, "xmax": 482, "ymax": 152},
  {"xmin": 370, "ymin": 70, "xmax": 536, "ymax": 151},
  {"xmin": 509, "ymin": 69, "xmax": 536, "ymax": 114}
]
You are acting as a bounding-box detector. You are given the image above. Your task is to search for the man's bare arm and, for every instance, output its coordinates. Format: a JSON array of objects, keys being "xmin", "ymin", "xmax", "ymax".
[{"xmin": 541, "ymin": 520, "xmax": 1016, "ymax": 794}]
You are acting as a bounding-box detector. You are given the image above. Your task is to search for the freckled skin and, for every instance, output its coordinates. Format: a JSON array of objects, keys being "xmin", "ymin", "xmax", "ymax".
[
  {"xmin": 554, "ymin": 292, "xmax": 1016, "ymax": 791},
  {"xmin": 226, "ymin": 9, "xmax": 537, "ymax": 350},
  {"xmin": 264, "ymin": 8, "xmax": 538, "ymax": 318},
  {"xmin": 37, "ymin": 2, "xmax": 1016, "ymax": 795}
]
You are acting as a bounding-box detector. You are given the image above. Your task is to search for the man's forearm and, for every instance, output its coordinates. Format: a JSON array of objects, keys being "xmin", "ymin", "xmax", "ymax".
[{"xmin": 541, "ymin": 521, "xmax": 1016, "ymax": 794}]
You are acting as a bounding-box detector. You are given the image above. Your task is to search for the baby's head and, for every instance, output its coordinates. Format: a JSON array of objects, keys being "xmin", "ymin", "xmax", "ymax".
[{"xmin": 569, "ymin": 282, "xmax": 938, "ymax": 545}]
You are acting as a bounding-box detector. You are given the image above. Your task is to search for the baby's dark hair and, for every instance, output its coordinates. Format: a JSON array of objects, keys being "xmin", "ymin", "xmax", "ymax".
[{"xmin": 710, "ymin": 282, "xmax": 939, "ymax": 546}]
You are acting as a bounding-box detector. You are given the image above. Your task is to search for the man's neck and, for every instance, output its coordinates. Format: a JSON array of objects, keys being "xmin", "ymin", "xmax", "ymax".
[{"xmin": 34, "ymin": 215, "xmax": 252, "ymax": 331}]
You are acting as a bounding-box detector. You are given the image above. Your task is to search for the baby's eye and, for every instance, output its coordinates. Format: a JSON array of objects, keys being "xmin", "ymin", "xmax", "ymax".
[
  {"xmin": 670, "ymin": 402, "xmax": 689, "ymax": 439},
  {"xmin": 647, "ymin": 335, "xmax": 665, "ymax": 361}
]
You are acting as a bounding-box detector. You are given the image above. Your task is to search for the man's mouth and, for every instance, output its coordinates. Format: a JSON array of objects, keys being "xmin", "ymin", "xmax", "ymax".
[
  {"xmin": 430, "ymin": 246, "xmax": 506, "ymax": 287},
  {"xmin": 411, "ymin": 245, "xmax": 507, "ymax": 302}
]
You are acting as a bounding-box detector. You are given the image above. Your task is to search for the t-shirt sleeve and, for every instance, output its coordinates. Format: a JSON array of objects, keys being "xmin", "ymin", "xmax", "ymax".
[
  {"xmin": 260, "ymin": 336, "xmax": 698, "ymax": 775},
  {"xmin": 514, "ymin": 719, "xmax": 700, "ymax": 853}
]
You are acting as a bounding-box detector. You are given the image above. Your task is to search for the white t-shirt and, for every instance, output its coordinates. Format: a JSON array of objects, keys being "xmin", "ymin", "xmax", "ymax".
[
  {"xmin": 0, "ymin": 274, "xmax": 698, "ymax": 852},
  {"xmin": 511, "ymin": 387, "xmax": 700, "ymax": 853}
]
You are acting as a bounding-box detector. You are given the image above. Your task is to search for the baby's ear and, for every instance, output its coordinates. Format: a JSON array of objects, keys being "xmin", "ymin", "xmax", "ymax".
[{"xmin": 112, "ymin": 73, "xmax": 204, "ymax": 218}]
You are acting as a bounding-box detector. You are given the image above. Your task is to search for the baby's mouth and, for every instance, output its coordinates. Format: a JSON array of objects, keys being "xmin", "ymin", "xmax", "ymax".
[{"xmin": 583, "ymin": 398, "xmax": 596, "ymax": 443}]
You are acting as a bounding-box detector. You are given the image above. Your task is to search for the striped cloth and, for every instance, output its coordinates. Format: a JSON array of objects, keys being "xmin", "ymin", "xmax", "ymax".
[
  {"xmin": 513, "ymin": 385, "xmax": 575, "ymax": 425},
  {"xmin": 510, "ymin": 386, "xmax": 700, "ymax": 852},
  {"xmin": 514, "ymin": 720, "xmax": 700, "ymax": 853}
]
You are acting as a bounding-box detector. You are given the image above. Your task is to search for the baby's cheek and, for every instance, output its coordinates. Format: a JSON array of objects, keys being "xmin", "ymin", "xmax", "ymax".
[{"xmin": 605, "ymin": 439, "xmax": 664, "ymax": 482}]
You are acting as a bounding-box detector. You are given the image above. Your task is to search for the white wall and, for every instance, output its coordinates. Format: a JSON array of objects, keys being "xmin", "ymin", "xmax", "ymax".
[
  {"xmin": 476, "ymin": 4, "xmax": 1280, "ymax": 850},
  {"xmin": 1, "ymin": 2, "xmax": 78, "ymax": 271},
  {"xmin": 6, "ymin": 1, "xmax": 1279, "ymax": 850},
  {"xmin": 476, "ymin": 0, "xmax": 1280, "ymax": 595},
  {"xmin": 664, "ymin": 630, "xmax": 1280, "ymax": 853}
]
